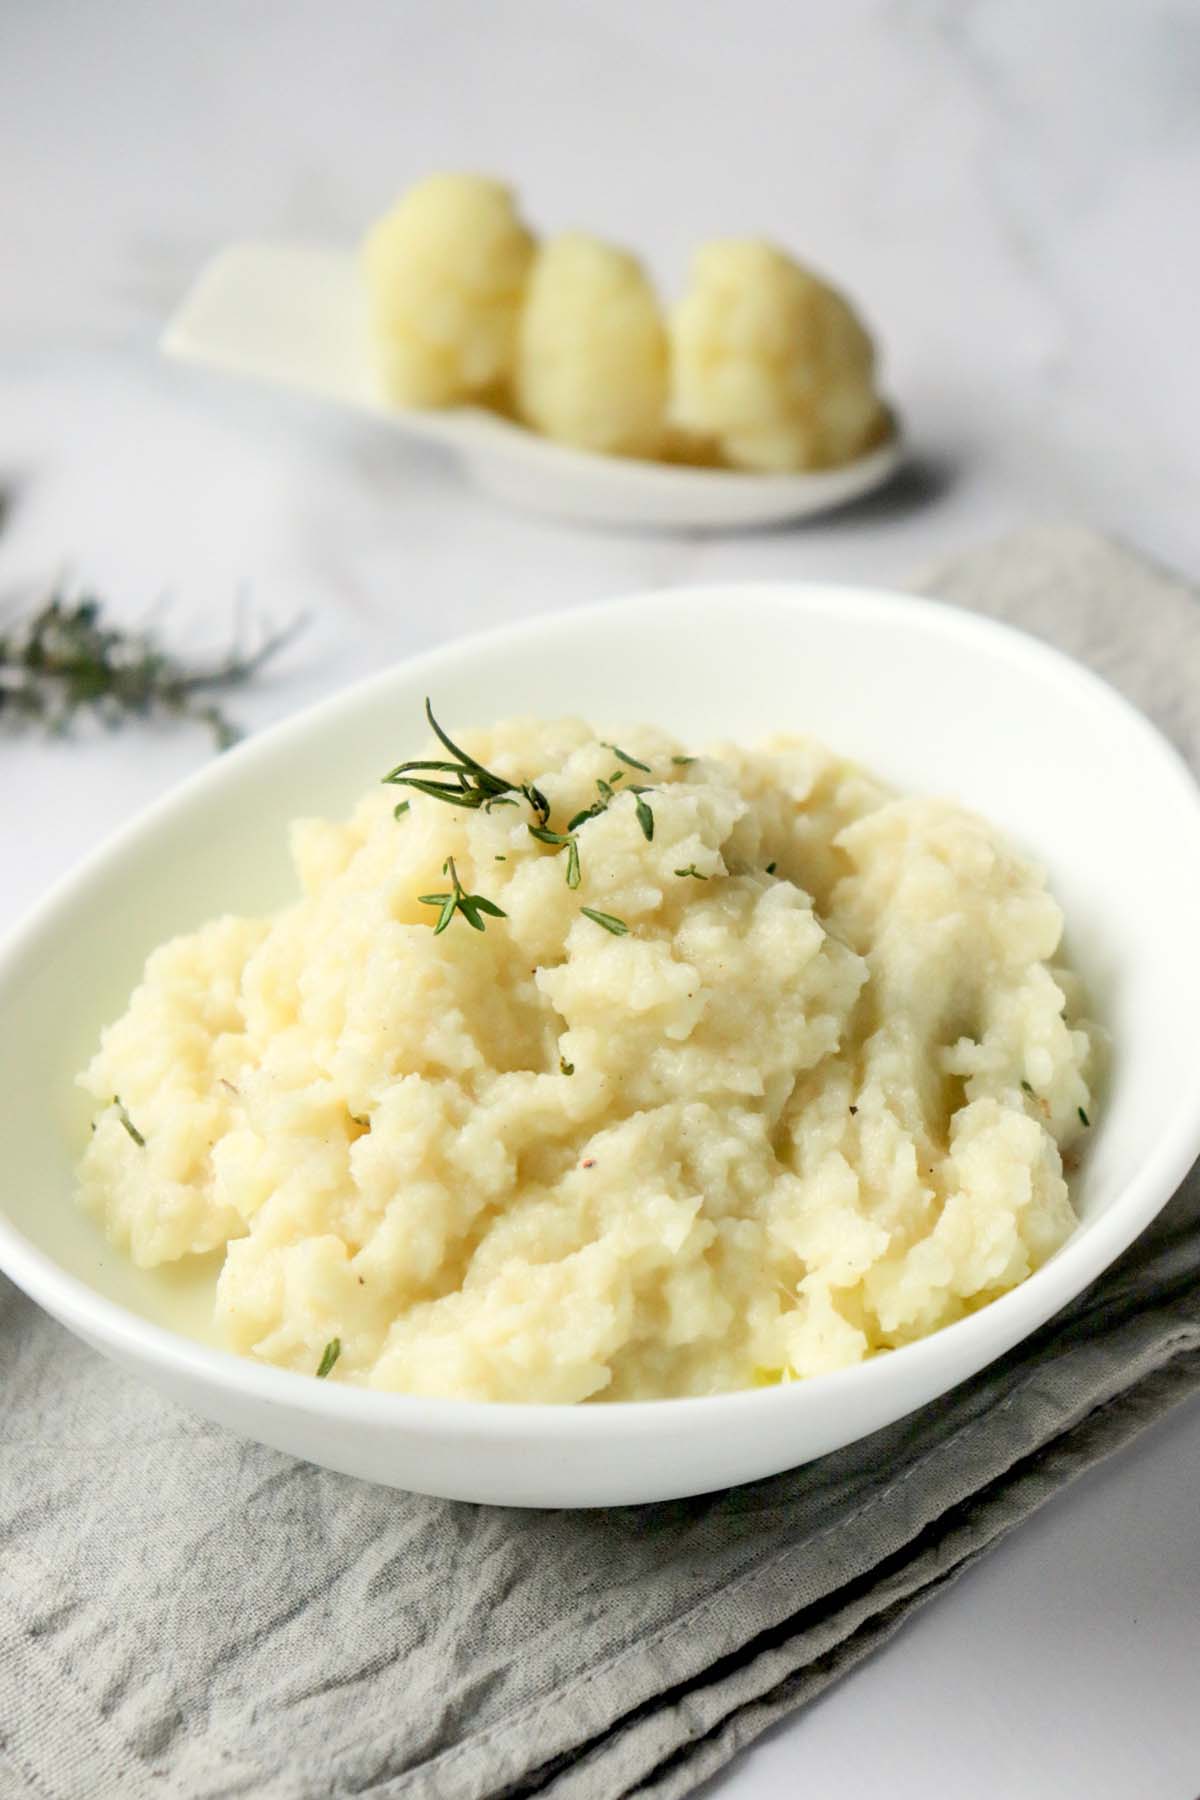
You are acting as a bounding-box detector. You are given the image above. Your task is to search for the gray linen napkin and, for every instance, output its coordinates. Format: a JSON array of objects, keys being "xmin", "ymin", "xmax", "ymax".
[{"xmin": 2, "ymin": 526, "xmax": 1199, "ymax": 1800}]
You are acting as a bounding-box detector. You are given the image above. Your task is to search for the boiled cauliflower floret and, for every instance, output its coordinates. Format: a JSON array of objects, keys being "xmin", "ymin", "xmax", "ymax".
[
  {"xmin": 670, "ymin": 240, "xmax": 886, "ymax": 471},
  {"xmin": 513, "ymin": 235, "xmax": 669, "ymax": 458},
  {"xmin": 363, "ymin": 174, "xmax": 536, "ymax": 407}
]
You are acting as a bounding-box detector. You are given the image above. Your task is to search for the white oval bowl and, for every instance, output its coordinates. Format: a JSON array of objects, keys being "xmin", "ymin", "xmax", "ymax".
[
  {"xmin": 161, "ymin": 241, "xmax": 904, "ymax": 529},
  {"xmin": 2, "ymin": 583, "xmax": 1199, "ymax": 1508}
]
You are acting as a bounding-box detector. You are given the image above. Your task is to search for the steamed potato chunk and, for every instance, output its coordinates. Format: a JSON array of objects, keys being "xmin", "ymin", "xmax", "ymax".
[
  {"xmin": 670, "ymin": 240, "xmax": 886, "ymax": 471},
  {"xmin": 362, "ymin": 174, "xmax": 535, "ymax": 406},
  {"xmin": 514, "ymin": 235, "xmax": 669, "ymax": 458}
]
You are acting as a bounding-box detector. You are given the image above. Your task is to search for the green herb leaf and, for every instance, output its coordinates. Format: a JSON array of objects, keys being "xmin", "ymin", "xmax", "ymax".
[
  {"xmin": 422, "ymin": 698, "xmax": 502, "ymax": 786},
  {"xmin": 383, "ymin": 700, "xmax": 547, "ymax": 824},
  {"xmin": 530, "ymin": 822, "xmax": 584, "ymax": 890},
  {"xmin": 581, "ymin": 907, "xmax": 629, "ymax": 936},
  {"xmin": 634, "ymin": 794, "xmax": 654, "ymax": 841},
  {"xmin": 671, "ymin": 754, "xmax": 696, "ymax": 767},
  {"xmin": 418, "ymin": 858, "xmax": 505, "ymax": 935},
  {"xmin": 388, "ymin": 775, "xmax": 488, "ymax": 806},
  {"xmin": 393, "ymin": 800, "xmax": 411, "ymax": 819},
  {"xmin": 521, "ymin": 782, "xmax": 551, "ymax": 824},
  {"xmin": 559, "ymin": 1056, "xmax": 575, "ymax": 1076},
  {"xmin": 316, "ymin": 1338, "xmax": 341, "ymax": 1379},
  {"xmin": 1078, "ymin": 1106, "xmax": 1090, "ymax": 1127},
  {"xmin": 602, "ymin": 742, "xmax": 651, "ymax": 773},
  {"xmin": 765, "ymin": 861, "xmax": 777, "ymax": 875},
  {"xmin": 674, "ymin": 864, "xmax": 708, "ymax": 880},
  {"xmin": 1021, "ymin": 1079, "xmax": 1034, "ymax": 1095},
  {"xmin": 112, "ymin": 1095, "xmax": 145, "ymax": 1147}
]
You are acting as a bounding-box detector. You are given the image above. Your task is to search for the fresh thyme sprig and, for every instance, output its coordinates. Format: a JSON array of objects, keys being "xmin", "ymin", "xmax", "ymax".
[
  {"xmin": 528, "ymin": 824, "xmax": 581, "ymax": 888},
  {"xmin": 602, "ymin": 741, "xmax": 651, "ymax": 773},
  {"xmin": 112, "ymin": 1095, "xmax": 145, "ymax": 1146},
  {"xmin": 418, "ymin": 856, "xmax": 507, "ymax": 935},
  {"xmin": 568, "ymin": 775, "xmax": 654, "ymax": 841},
  {"xmin": 383, "ymin": 699, "xmax": 550, "ymax": 824},
  {"xmin": 581, "ymin": 907, "xmax": 629, "ymax": 936},
  {"xmin": 0, "ymin": 588, "xmax": 303, "ymax": 750}
]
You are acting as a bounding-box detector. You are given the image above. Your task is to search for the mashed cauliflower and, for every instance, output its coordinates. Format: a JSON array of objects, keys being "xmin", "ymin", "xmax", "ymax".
[{"xmin": 76, "ymin": 718, "xmax": 1096, "ymax": 1402}]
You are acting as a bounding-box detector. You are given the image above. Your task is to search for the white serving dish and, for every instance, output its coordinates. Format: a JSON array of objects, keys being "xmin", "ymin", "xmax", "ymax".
[
  {"xmin": 2, "ymin": 583, "xmax": 1198, "ymax": 1508},
  {"xmin": 161, "ymin": 241, "xmax": 904, "ymax": 529}
]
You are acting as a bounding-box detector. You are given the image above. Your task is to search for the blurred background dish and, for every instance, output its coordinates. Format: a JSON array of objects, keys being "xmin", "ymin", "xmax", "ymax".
[{"xmin": 163, "ymin": 240, "xmax": 904, "ymax": 527}]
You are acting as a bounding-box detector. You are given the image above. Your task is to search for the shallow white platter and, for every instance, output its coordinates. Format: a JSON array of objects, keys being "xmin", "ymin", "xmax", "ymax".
[
  {"xmin": 2, "ymin": 583, "xmax": 1199, "ymax": 1507},
  {"xmin": 162, "ymin": 241, "xmax": 904, "ymax": 529}
]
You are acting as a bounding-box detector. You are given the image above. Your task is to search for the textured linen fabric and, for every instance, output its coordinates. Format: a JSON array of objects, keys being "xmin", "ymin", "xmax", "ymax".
[{"xmin": 2, "ymin": 526, "xmax": 1198, "ymax": 1800}]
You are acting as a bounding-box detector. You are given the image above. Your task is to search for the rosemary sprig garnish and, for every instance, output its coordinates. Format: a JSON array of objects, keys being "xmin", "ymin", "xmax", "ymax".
[
  {"xmin": 383, "ymin": 699, "xmax": 550, "ymax": 824},
  {"xmin": 602, "ymin": 742, "xmax": 651, "ymax": 773},
  {"xmin": 418, "ymin": 857, "xmax": 507, "ymax": 934},
  {"xmin": 581, "ymin": 907, "xmax": 629, "ymax": 936},
  {"xmin": 0, "ymin": 588, "xmax": 303, "ymax": 750},
  {"xmin": 112, "ymin": 1095, "xmax": 145, "ymax": 1146},
  {"xmin": 316, "ymin": 1338, "xmax": 341, "ymax": 1378}
]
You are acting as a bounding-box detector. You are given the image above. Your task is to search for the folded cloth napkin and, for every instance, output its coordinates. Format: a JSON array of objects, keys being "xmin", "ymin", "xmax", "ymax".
[{"xmin": 3, "ymin": 526, "xmax": 1199, "ymax": 1800}]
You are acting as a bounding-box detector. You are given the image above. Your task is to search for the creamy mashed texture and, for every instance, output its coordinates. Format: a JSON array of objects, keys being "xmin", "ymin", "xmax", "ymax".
[{"xmin": 76, "ymin": 719, "xmax": 1097, "ymax": 1402}]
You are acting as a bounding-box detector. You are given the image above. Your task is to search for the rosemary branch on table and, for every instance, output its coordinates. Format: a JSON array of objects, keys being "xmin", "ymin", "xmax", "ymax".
[{"xmin": 0, "ymin": 588, "xmax": 304, "ymax": 750}]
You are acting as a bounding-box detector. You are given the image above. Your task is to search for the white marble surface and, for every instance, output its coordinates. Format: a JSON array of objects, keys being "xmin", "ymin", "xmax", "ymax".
[{"xmin": 2, "ymin": 3, "xmax": 1199, "ymax": 1795}]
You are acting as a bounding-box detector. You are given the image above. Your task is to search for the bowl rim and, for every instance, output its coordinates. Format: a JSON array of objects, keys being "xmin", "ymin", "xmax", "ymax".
[{"xmin": 3, "ymin": 577, "xmax": 1199, "ymax": 1438}]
